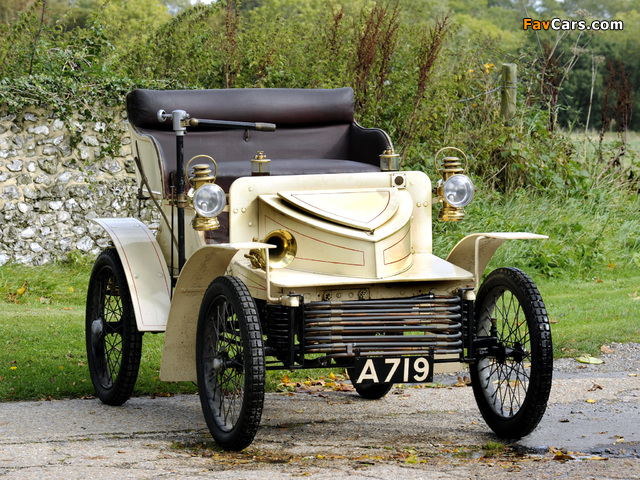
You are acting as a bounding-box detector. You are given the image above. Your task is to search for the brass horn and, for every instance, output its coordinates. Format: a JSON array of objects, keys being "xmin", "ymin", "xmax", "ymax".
[{"xmin": 246, "ymin": 230, "xmax": 297, "ymax": 270}]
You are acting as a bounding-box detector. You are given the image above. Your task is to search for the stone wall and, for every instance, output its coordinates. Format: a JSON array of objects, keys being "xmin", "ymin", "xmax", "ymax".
[{"xmin": 0, "ymin": 107, "xmax": 157, "ymax": 266}]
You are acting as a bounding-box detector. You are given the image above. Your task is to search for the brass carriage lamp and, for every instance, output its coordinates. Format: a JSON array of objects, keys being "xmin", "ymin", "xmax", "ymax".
[
  {"xmin": 186, "ymin": 155, "xmax": 226, "ymax": 231},
  {"xmin": 433, "ymin": 147, "xmax": 474, "ymax": 222},
  {"xmin": 251, "ymin": 151, "xmax": 271, "ymax": 176},
  {"xmin": 379, "ymin": 147, "xmax": 401, "ymax": 171}
]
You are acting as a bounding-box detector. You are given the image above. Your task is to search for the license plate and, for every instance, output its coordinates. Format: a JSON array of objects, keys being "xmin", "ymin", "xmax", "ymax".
[{"xmin": 353, "ymin": 356, "xmax": 434, "ymax": 385}]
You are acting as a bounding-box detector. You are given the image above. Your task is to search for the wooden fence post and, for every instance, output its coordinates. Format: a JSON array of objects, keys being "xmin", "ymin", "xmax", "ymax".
[{"xmin": 501, "ymin": 63, "xmax": 517, "ymax": 126}]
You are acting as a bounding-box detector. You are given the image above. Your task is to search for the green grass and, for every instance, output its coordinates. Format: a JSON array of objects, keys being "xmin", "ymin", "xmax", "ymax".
[
  {"xmin": 539, "ymin": 268, "xmax": 640, "ymax": 357},
  {"xmin": 0, "ymin": 301, "xmax": 197, "ymax": 401},
  {"xmin": 1, "ymin": 260, "xmax": 638, "ymax": 402},
  {"xmin": 433, "ymin": 186, "xmax": 640, "ymax": 278}
]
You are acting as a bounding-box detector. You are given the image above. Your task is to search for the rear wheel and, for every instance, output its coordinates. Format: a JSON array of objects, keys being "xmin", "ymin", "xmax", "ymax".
[
  {"xmin": 85, "ymin": 249, "xmax": 142, "ymax": 406},
  {"xmin": 196, "ymin": 276, "xmax": 265, "ymax": 451},
  {"xmin": 348, "ymin": 330, "xmax": 399, "ymax": 400},
  {"xmin": 348, "ymin": 367, "xmax": 393, "ymax": 400},
  {"xmin": 470, "ymin": 267, "xmax": 553, "ymax": 439}
]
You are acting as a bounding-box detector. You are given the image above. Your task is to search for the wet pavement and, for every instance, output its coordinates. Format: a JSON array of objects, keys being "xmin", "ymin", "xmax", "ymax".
[{"xmin": 0, "ymin": 350, "xmax": 638, "ymax": 479}]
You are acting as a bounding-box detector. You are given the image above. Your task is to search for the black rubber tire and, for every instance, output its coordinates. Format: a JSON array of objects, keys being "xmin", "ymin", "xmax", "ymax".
[
  {"xmin": 196, "ymin": 276, "xmax": 266, "ymax": 451},
  {"xmin": 85, "ymin": 249, "xmax": 142, "ymax": 406},
  {"xmin": 470, "ymin": 267, "xmax": 553, "ymax": 439},
  {"xmin": 348, "ymin": 368, "xmax": 394, "ymax": 400}
]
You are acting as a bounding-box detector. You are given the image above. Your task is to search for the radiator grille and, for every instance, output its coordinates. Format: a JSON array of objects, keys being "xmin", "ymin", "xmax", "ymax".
[{"xmin": 303, "ymin": 295, "xmax": 463, "ymax": 358}]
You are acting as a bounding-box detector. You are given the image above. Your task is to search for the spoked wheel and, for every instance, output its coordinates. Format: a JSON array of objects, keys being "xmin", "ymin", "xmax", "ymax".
[
  {"xmin": 196, "ymin": 276, "xmax": 265, "ymax": 451},
  {"xmin": 348, "ymin": 368, "xmax": 393, "ymax": 400},
  {"xmin": 470, "ymin": 267, "xmax": 553, "ymax": 439},
  {"xmin": 85, "ymin": 249, "xmax": 142, "ymax": 406}
]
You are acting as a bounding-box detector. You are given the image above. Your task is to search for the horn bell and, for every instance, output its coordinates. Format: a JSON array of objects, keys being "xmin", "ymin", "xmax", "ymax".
[
  {"xmin": 264, "ymin": 229, "xmax": 297, "ymax": 268},
  {"xmin": 246, "ymin": 229, "xmax": 297, "ymax": 270}
]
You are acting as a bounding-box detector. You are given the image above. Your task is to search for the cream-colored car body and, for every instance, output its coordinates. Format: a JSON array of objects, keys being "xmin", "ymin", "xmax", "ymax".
[{"xmin": 93, "ymin": 169, "xmax": 547, "ymax": 382}]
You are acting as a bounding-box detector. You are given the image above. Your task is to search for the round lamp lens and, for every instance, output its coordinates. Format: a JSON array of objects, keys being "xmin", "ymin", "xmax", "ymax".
[
  {"xmin": 193, "ymin": 184, "xmax": 226, "ymax": 218},
  {"xmin": 443, "ymin": 175, "xmax": 474, "ymax": 208}
]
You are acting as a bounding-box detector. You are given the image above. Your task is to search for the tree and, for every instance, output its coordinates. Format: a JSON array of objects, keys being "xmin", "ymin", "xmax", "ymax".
[
  {"xmin": 0, "ymin": 0, "xmax": 36, "ymax": 24},
  {"xmin": 102, "ymin": 0, "xmax": 171, "ymax": 49},
  {"xmin": 163, "ymin": 0, "xmax": 193, "ymax": 15}
]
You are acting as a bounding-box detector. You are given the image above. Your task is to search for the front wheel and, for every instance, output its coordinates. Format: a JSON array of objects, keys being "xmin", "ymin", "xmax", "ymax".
[
  {"xmin": 196, "ymin": 276, "xmax": 266, "ymax": 451},
  {"xmin": 470, "ymin": 267, "xmax": 553, "ymax": 439}
]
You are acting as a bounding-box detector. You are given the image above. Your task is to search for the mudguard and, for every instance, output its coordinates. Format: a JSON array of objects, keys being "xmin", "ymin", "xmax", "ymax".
[
  {"xmin": 159, "ymin": 242, "xmax": 271, "ymax": 382},
  {"xmin": 91, "ymin": 218, "xmax": 172, "ymax": 331},
  {"xmin": 446, "ymin": 232, "xmax": 548, "ymax": 290}
]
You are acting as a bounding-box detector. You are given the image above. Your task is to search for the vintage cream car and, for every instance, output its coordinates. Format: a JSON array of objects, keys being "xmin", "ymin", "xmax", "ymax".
[{"xmin": 85, "ymin": 88, "xmax": 552, "ymax": 451}]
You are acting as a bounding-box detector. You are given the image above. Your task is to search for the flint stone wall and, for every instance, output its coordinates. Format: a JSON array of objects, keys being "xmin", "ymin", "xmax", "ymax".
[{"xmin": 0, "ymin": 106, "xmax": 158, "ymax": 266}]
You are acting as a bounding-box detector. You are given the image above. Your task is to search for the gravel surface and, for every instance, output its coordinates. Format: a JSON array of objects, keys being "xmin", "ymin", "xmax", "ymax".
[
  {"xmin": 0, "ymin": 343, "xmax": 638, "ymax": 479},
  {"xmin": 553, "ymin": 342, "xmax": 640, "ymax": 375}
]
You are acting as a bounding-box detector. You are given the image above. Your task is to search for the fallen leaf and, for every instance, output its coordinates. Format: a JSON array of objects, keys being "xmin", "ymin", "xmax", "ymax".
[
  {"xmin": 16, "ymin": 280, "xmax": 28, "ymax": 295},
  {"xmin": 600, "ymin": 345, "xmax": 615, "ymax": 354},
  {"xmin": 588, "ymin": 383, "xmax": 603, "ymax": 392},
  {"xmin": 577, "ymin": 354, "xmax": 604, "ymax": 365},
  {"xmin": 454, "ymin": 376, "xmax": 471, "ymax": 387},
  {"xmin": 586, "ymin": 399, "xmax": 596, "ymax": 404},
  {"xmin": 553, "ymin": 451, "xmax": 575, "ymax": 461}
]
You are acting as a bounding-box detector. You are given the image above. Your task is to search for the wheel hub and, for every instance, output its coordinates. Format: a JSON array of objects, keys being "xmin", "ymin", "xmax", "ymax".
[
  {"xmin": 91, "ymin": 318, "xmax": 104, "ymax": 340},
  {"xmin": 212, "ymin": 356, "xmax": 225, "ymax": 372}
]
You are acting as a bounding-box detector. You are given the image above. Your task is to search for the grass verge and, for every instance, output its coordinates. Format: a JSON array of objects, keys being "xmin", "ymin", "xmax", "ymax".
[{"xmin": 1, "ymin": 261, "xmax": 638, "ymax": 402}]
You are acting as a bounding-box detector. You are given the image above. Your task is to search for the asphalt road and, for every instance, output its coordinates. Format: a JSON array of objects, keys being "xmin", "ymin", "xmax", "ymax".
[{"xmin": 0, "ymin": 346, "xmax": 638, "ymax": 479}]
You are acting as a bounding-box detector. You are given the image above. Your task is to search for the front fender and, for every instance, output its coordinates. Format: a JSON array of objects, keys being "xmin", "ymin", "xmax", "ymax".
[
  {"xmin": 91, "ymin": 218, "xmax": 171, "ymax": 332},
  {"xmin": 159, "ymin": 242, "xmax": 269, "ymax": 382},
  {"xmin": 446, "ymin": 232, "xmax": 547, "ymax": 290}
]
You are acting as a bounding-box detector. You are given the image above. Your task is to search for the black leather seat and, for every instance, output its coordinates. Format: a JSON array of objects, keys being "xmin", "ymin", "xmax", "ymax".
[{"xmin": 126, "ymin": 88, "xmax": 392, "ymax": 196}]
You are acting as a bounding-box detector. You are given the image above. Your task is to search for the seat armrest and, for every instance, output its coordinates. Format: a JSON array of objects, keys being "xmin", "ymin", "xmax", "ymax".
[{"xmin": 349, "ymin": 122, "xmax": 394, "ymax": 168}]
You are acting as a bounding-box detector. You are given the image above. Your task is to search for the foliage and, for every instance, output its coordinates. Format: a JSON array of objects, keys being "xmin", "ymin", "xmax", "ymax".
[
  {"xmin": 0, "ymin": 0, "xmax": 638, "ymax": 193},
  {"xmin": 432, "ymin": 185, "xmax": 640, "ymax": 278}
]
